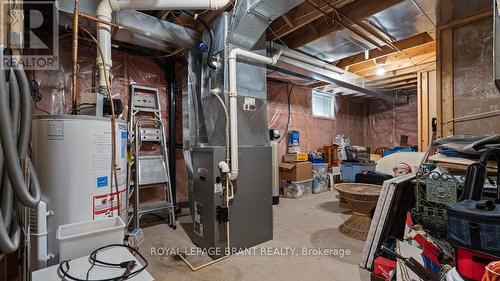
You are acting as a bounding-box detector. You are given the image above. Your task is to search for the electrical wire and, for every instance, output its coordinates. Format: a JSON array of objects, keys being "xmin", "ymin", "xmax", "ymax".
[
  {"xmin": 58, "ymin": 244, "xmax": 148, "ymax": 281},
  {"xmin": 182, "ymin": 10, "xmax": 218, "ymax": 70},
  {"xmin": 278, "ymin": 83, "xmax": 296, "ymax": 144}
]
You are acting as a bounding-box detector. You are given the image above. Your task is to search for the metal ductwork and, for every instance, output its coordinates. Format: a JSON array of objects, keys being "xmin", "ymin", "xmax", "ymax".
[
  {"xmin": 184, "ymin": 0, "xmax": 305, "ymax": 260},
  {"xmin": 229, "ymin": 0, "xmax": 305, "ymax": 50},
  {"xmin": 269, "ymin": 44, "xmax": 394, "ymax": 102},
  {"xmin": 58, "ymin": 0, "xmax": 200, "ymax": 51}
]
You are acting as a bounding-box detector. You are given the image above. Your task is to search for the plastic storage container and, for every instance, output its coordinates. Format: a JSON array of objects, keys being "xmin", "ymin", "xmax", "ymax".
[
  {"xmin": 282, "ymin": 179, "xmax": 312, "ymax": 199},
  {"xmin": 312, "ymin": 178, "xmax": 329, "ymax": 194},
  {"xmin": 57, "ymin": 216, "xmax": 125, "ymax": 260},
  {"xmin": 312, "ymin": 163, "xmax": 328, "ymax": 177},
  {"xmin": 340, "ymin": 162, "xmax": 376, "ymax": 182},
  {"xmin": 312, "ymin": 163, "xmax": 329, "ymax": 194}
]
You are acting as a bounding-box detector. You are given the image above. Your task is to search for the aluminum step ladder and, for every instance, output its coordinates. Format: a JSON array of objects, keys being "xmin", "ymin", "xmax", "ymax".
[{"xmin": 127, "ymin": 84, "xmax": 176, "ymax": 229}]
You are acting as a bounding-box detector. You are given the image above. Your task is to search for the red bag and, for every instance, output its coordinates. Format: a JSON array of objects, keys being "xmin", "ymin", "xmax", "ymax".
[
  {"xmin": 456, "ymin": 247, "xmax": 499, "ymax": 281},
  {"xmin": 373, "ymin": 256, "xmax": 396, "ymax": 280}
]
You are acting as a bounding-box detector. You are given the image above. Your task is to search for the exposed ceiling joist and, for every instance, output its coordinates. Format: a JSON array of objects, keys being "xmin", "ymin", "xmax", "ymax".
[
  {"xmin": 365, "ymin": 62, "xmax": 436, "ymax": 80},
  {"xmin": 336, "ymin": 32, "xmax": 434, "ymax": 68},
  {"xmin": 366, "ymin": 73, "xmax": 417, "ymax": 84},
  {"xmin": 267, "ymin": 0, "xmax": 353, "ymax": 40},
  {"xmin": 280, "ymin": 0, "xmax": 405, "ymax": 48},
  {"xmin": 388, "ymin": 83, "xmax": 418, "ymax": 91},
  {"xmin": 369, "ymin": 78, "xmax": 417, "ymax": 88},
  {"xmin": 358, "ymin": 53, "xmax": 435, "ymax": 77},
  {"xmin": 345, "ymin": 42, "xmax": 436, "ymax": 73}
]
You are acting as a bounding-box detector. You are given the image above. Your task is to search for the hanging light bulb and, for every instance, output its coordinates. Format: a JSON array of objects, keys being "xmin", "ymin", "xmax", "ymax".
[{"xmin": 376, "ymin": 65, "xmax": 386, "ymax": 76}]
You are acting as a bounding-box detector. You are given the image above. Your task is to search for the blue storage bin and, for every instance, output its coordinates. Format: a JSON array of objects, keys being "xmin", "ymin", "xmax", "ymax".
[
  {"xmin": 340, "ymin": 162, "xmax": 376, "ymax": 182},
  {"xmin": 383, "ymin": 147, "xmax": 417, "ymax": 156}
]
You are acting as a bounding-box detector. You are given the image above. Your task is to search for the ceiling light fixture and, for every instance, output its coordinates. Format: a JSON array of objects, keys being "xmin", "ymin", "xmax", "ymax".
[{"xmin": 376, "ymin": 66, "xmax": 386, "ymax": 76}]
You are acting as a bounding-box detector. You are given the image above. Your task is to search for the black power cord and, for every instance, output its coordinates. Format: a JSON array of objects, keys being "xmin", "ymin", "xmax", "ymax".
[
  {"xmin": 278, "ymin": 83, "xmax": 296, "ymax": 144},
  {"xmin": 29, "ymin": 72, "xmax": 51, "ymax": 115},
  {"xmin": 183, "ymin": 10, "xmax": 217, "ymax": 70},
  {"xmin": 58, "ymin": 244, "xmax": 148, "ymax": 281}
]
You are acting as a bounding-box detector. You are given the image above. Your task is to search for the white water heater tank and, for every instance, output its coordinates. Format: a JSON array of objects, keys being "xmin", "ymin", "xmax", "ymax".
[{"xmin": 31, "ymin": 115, "xmax": 128, "ymax": 265}]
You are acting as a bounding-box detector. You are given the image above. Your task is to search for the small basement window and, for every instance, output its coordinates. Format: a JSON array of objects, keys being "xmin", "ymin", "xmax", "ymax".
[{"xmin": 312, "ymin": 90, "xmax": 335, "ymax": 119}]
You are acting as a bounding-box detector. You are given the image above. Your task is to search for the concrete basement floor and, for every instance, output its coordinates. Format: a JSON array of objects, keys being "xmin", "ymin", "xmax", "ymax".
[{"xmin": 139, "ymin": 190, "xmax": 370, "ymax": 281}]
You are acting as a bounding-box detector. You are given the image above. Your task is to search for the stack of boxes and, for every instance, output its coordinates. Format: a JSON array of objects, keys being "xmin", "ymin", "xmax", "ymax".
[
  {"xmin": 279, "ymin": 130, "xmax": 330, "ymax": 198},
  {"xmin": 280, "ymin": 130, "xmax": 312, "ymax": 198},
  {"xmin": 279, "ymin": 161, "xmax": 312, "ymax": 198}
]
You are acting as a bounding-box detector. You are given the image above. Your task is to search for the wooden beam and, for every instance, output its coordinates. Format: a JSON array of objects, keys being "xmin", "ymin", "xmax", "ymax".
[
  {"xmin": 370, "ymin": 78, "xmax": 418, "ymax": 88},
  {"xmin": 305, "ymin": 0, "xmax": 383, "ymax": 49},
  {"xmin": 281, "ymin": 14, "xmax": 295, "ymax": 28},
  {"xmin": 336, "ymin": 32, "xmax": 434, "ymax": 68},
  {"xmin": 418, "ymin": 71, "xmax": 430, "ymax": 151},
  {"xmin": 373, "ymin": 81, "xmax": 417, "ymax": 90},
  {"xmin": 366, "ymin": 74, "xmax": 417, "ymax": 85},
  {"xmin": 343, "ymin": 42, "xmax": 435, "ymax": 73},
  {"xmin": 268, "ymin": 0, "xmax": 353, "ymax": 39},
  {"xmin": 281, "ymin": 0, "xmax": 405, "ymax": 48},
  {"xmin": 388, "ymin": 83, "xmax": 418, "ymax": 91},
  {"xmin": 356, "ymin": 52, "xmax": 436, "ymax": 77},
  {"xmin": 364, "ymin": 62, "xmax": 436, "ymax": 80},
  {"xmin": 439, "ymin": 9, "xmax": 492, "ymax": 30},
  {"xmin": 308, "ymin": 23, "xmax": 321, "ymax": 36},
  {"xmin": 440, "ymin": 28, "xmax": 454, "ymax": 136}
]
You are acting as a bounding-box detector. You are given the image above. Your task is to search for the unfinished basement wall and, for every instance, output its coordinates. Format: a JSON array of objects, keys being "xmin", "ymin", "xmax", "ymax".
[
  {"xmin": 267, "ymin": 80, "xmax": 367, "ymax": 156},
  {"xmin": 437, "ymin": 10, "xmax": 500, "ymax": 136},
  {"xmin": 33, "ymin": 37, "xmax": 189, "ymax": 202},
  {"xmin": 452, "ymin": 17, "xmax": 500, "ymax": 134},
  {"xmin": 365, "ymin": 94, "xmax": 419, "ymax": 150}
]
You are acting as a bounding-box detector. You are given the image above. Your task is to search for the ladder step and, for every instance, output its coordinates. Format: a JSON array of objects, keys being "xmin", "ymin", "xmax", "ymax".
[
  {"xmin": 137, "ymin": 200, "xmax": 173, "ymax": 215},
  {"xmin": 139, "ymin": 128, "xmax": 163, "ymax": 142},
  {"xmin": 138, "ymin": 183, "xmax": 168, "ymax": 189},
  {"xmin": 132, "ymin": 95, "xmax": 157, "ymax": 109},
  {"xmin": 137, "ymin": 155, "xmax": 168, "ymax": 185}
]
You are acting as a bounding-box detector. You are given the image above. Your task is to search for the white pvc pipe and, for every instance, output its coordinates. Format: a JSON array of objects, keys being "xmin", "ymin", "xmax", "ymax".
[
  {"xmin": 95, "ymin": 0, "xmax": 231, "ymax": 88},
  {"xmin": 227, "ymin": 48, "xmax": 277, "ymax": 181},
  {"xmin": 96, "ymin": 0, "xmax": 113, "ymax": 89}
]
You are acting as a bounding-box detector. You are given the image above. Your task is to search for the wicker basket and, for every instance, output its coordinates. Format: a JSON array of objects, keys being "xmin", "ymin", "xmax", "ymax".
[{"xmin": 334, "ymin": 183, "xmax": 382, "ymax": 240}]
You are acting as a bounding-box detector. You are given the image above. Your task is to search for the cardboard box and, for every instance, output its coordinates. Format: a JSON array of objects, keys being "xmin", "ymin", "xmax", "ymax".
[
  {"xmin": 283, "ymin": 152, "xmax": 308, "ymax": 162},
  {"xmin": 279, "ymin": 161, "xmax": 312, "ymax": 182}
]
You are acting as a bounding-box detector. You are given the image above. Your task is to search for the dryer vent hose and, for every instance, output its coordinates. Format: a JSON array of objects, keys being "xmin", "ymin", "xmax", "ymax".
[{"xmin": 0, "ymin": 47, "xmax": 42, "ymax": 258}]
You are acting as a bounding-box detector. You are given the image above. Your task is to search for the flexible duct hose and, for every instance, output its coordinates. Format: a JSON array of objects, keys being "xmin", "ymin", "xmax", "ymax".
[{"xmin": 0, "ymin": 47, "xmax": 42, "ymax": 255}]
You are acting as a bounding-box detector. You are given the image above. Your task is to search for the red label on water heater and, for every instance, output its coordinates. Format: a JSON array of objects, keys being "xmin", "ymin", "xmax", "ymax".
[{"xmin": 93, "ymin": 190, "xmax": 126, "ymax": 219}]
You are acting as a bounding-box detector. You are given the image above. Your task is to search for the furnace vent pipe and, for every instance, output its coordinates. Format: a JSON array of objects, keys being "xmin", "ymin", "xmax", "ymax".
[
  {"xmin": 226, "ymin": 46, "xmax": 346, "ymax": 181},
  {"xmin": 226, "ymin": 48, "xmax": 280, "ymax": 181},
  {"xmin": 96, "ymin": 0, "xmax": 230, "ymax": 89}
]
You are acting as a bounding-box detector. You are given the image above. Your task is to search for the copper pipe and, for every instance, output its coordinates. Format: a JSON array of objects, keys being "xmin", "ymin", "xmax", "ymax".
[
  {"xmin": 78, "ymin": 12, "xmax": 123, "ymax": 29},
  {"xmin": 71, "ymin": 0, "xmax": 79, "ymax": 111}
]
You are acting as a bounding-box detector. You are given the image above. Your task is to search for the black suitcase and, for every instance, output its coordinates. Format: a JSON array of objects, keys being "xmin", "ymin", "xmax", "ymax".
[
  {"xmin": 355, "ymin": 171, "xmax": 393, "ymax": 185},
  {"xmin": 446, "ymin": 148, "xmax": 500, "ymax": 257}
]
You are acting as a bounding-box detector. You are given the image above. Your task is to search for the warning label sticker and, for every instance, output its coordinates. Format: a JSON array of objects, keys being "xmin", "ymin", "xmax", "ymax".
[{"xmin": 93, "ymin": 190, "xmax": 127, "ymax": 220}]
